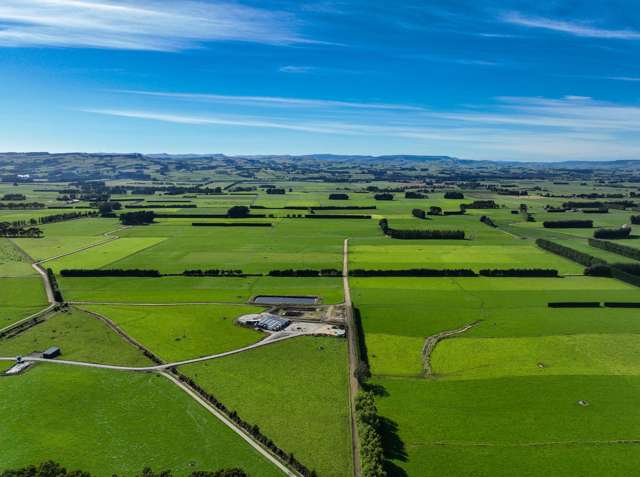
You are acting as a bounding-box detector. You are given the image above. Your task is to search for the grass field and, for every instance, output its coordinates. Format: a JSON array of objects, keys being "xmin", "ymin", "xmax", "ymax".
[
  {"xmin": 60, "ymin": 276, "xmax": 344, "ymax": 304},
  {"xmin": 47, "ymin": 237, "xmax": 167, "ymax": 272},
  {"xmin": 183, "ymin": 337, "xmax": 353, "ymax": 477},
  {"xmin": 373, "ymin": 375, "xmax": 640, "ymax": 477},
  {"xmin": 0, "ymin": 277, "xmax": 48, "ymax": 328},
  {"xmin": 432, "ymin": 334, "xmax": 640, "ymax": 380},
  {"xmin": 0, "ymin": 238, "xmax": 34, "ymax": 276},
  {"xmin": 0, "ymin": 366, "xmax": 281, "ymax": 476},
  {"xmin": 5, "ymin": 174, "xmax": 640, "ymax": 477},
  {"xmin": 79, "ymin": 304, "xmax": 265, "ymax": 362},
  {"xmin": 353, "ymin": 276, "xmax": 640, "ymax": 376},
  {"xmin": 0, "ymin": 308, "xmax": 150, "ymax": 366}
]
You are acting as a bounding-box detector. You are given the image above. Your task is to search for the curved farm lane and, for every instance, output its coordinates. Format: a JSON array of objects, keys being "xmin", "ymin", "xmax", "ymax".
[
  {"xmin": 422, "ymin": 321, "xmax": 482, "ymax": 377},
  {"xmin": 0, "ymin": 332, "xmax": 299, "ymax": 372},
  {"xmin": 36, "ymin": 226, "xmax": 130, "ymax": 265}
]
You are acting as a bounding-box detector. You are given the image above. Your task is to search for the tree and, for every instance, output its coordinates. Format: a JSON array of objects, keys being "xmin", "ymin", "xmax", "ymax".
[
  {"xmin": 227, "ymin": 206, "xmax": 250, "ymax": 218},
  {"xmin": 119, "ymin": 211, "xmax": 155, "ymax": 226}
]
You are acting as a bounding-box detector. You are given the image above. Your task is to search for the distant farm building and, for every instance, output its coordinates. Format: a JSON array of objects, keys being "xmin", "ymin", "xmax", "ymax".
[
  {"xmin": 43, "ymin": 347, "xmax": 61, "ymax": 359},
  {"xmin": 256, "ymin": 315, "xmax": 290, "ymax": 332}
]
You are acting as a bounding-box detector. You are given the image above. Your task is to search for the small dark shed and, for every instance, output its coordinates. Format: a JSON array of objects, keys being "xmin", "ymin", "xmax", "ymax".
[{"xmin": 43, "ymin": 347, "xmax": 61, "ymax": 359}]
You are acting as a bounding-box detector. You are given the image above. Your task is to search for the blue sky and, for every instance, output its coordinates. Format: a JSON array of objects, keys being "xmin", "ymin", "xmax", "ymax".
[{"xmin": 1, "ymin": 0, "xmax": 639, "ymax": 161}]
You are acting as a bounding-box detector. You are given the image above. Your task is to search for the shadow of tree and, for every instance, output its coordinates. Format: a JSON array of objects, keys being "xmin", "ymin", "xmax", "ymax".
[
  {"xmin": 364, "ymin": 383, "xmax": 408, "ymax": 476},
  {"xmin": 362, "ymin": 382, "xmax": 388, "ymax": 397}
]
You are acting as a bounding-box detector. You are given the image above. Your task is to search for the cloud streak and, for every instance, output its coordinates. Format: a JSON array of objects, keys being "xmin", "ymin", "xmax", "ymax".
[
  {"xmin": 81, "ymin": 94, "xmax": 640, "ymax": 160},
  {"xmin": 502, "ymin": 11, "xmax": 640, "ymax": 40},
  {"xmin": 112, "ymin": 89, "xmax": 426, "ymax": 111},
  {"xmin": 0, "ymin": 0, "xmax": 308, "ymax": 51}
]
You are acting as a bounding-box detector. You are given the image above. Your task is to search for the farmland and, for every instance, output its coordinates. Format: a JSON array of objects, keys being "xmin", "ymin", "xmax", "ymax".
[{"xmin": 2, "ymin": 153, "xmax": 640, "ymax": 477}]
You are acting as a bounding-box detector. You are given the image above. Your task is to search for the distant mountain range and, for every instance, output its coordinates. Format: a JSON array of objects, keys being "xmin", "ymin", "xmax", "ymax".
[{"xmin": 2, "ymin": 152, "xmax": 640, "ymax": 170}]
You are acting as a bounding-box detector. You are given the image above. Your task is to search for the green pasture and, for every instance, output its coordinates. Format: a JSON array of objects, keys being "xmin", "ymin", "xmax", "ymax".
[
  {"xmin": 0, "ymin": 238, "xmax": 34, "ymax": 276},
  {"xmin": 111, "ymin": 218, "xmax": 374, "ymax": 273},
  {"xmin": 433, "ymin": 333, "xmax": 640, "ymax": 380},
  {"xmin": 79, "ymin": 304, "xmax": 264, "ymax": 362},
  {"xmin": 352, "ymin": 276, "xmax": 640, "ymax": 376},
  {"xmin": 374, "ymin": 375, "xmax": 640, "ymax": 476},
  {"xmin": 350, "ymin": 243, "xmax": 583, "ymax": 273},
  {"xmin": 0, "ymin": 366, "xmax": 281, "ymax": 476},
  {"xmin": 0, "ymin": 308, "xmax": 150, "ymax": 366},
  {"xmin": 60, "ymin": 276, "xmax": 344, "ymax": 304},
  {"xmin": 0, "ymin": 277, "xmax": 48, "ymax": 328},
  {"xmin": 47, "ymin": 237, "xmax": 166, "ymax": 272},
  {"xmin": 183, "ymin": 337, "xmax": 352, "ymax": 477}
]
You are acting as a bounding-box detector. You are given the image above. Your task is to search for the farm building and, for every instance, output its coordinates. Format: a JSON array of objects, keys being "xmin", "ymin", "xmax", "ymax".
[
  {"xmin": 256, "ymin": 314, "xmax": 290, "ymax": 332},
  {"xmin": 43, "ymin": 347, "xmax": 61, "ymax": 359}
]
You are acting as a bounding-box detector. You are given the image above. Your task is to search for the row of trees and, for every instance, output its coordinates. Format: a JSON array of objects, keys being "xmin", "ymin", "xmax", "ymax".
[
  {"xmin": 47, "ymin": 268, "xmax": 64, "ymax": 302},
  {"xmin": 60, "ymin": 269, "xmax": 246, "ymax": 277},
  {"xmin": 0, "ymin": 202, "xmax": 45, "ymax": 209},
  {"xmin": 183, "ymin": 269, "xmax": 245, "ymax": 276},
  {"xmin": 379, "ymin": 218, "xmax": 465, "ymax": 240},
  {"xmin": 350, "ymin": 269, "xmax": 476, "ymax": 277},
  {"xmin": 480, "ymin": 215, "xmax": 497, "ymax": 227},
  {"xmin": 349, "ymin": 268, "xmax": 557, "ymax": 277},
  {"xmin": 356, "ymin": 392, "xmax": 387, "ymax": 477},
  {"xmin": 405, "ymin": 191, "xmax": 427, "ymax": 199},
  {"xmin": 0, "ymin": 222, "xmax": 42, "ymax": 238},
  {"xmin": 593, "ymin": 226, "xmax": 632, "ymax": 239},
  {"xmin": 589, "ymin": 238, "xmax": 640, "ymax": 261},
  {"xmin": 39, "ymin": 211, "xmax": 98, "ymax": 224},
  {"xmin": 329, "ymin": 193, "xmax": 349, "ymax": 200},
  {"xmin": 174, "ymin": 372, "xmax": 317, "ymax": 477},
  {"xmin": 1, "ymin": 193, "xmax": 26, "ymax": 201},
  {"xmin": 461, "ymin": 200, "xmax": 498, "ymax": 210},
  {"xmin": 542, "ymin": 220, "xmax": 593, "ymax": 229},
  {"xmin": 536, "ymin": 238, "xmax": 606, "ymax": 267},
  {"xmin": 1, "ymin": 461, "xmax": 247, "ymax": 477},
  {"xmin": 444, "ymin": 191, "xmax": 464, "ymax": 199},
  {"xmin": 374, "ymin": 193, "xmax": 394, "ymax": 201},
  {"xmin": 268, "ymin": 268, "xmax": 341, "ymax": 277},
  {"xmin": 120, "ymin": 211, "xmax": 155, "ymax": 225},
  {"xmin": 585, "ymin": 263, "xmax": 640, "ymax": 287},
  {"xmin": 548, "ymin": 302, "xmax": 601, "ymax": 308}
]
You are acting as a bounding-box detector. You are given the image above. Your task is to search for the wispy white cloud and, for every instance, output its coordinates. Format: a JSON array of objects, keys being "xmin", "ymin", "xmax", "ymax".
[
  {"xmin": 606, "ymin": 76, "xmax": 640, "ymax": 82},
  {"xmin": 82, "ymin": 94, "xmax": 640, "ymax": 160},
  {"xmin": 409, "ymin": 53, "xmax": 500, "ymax": 67},
  {"xmin": 0, "ymin": 0, "xmax": 309, "ymax": 51},
  {"xmin": 502, "ymin": 11, "xmax": 640, "ymax": 40},
  {"xmin": 279, "ymin": 65, "xmax": 318, "ymax": 74},
  {"xmin": 111, "ymin": 89, "xmax": 426, "ymax": 111},
  {"xmin": 81, "ymin": 109, "xmax": 353, "ymax": 134}
]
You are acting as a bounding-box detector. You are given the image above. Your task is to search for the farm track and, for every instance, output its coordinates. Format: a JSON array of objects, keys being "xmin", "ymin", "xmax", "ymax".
[
  {"xmin": 1, "ymin": 238, "xmax": 58, "ymax": 337},
  {"xmin": 0, "ymin": 332, "xmax": 299, "ymax": 372},
  {"xmin": 343, "ymin": 238, "xmax": 362, "ymax": 477},
  {"xmin": 35, "ymin": 226, "xmax": 130, "ymax": 265},
  {"xmin": 161, "ymin": 371, "xmax": 298, "ymax": 477},
  {"xmin": 422, "ymin": 321, "xmax": 482, "ymax": 377}
]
